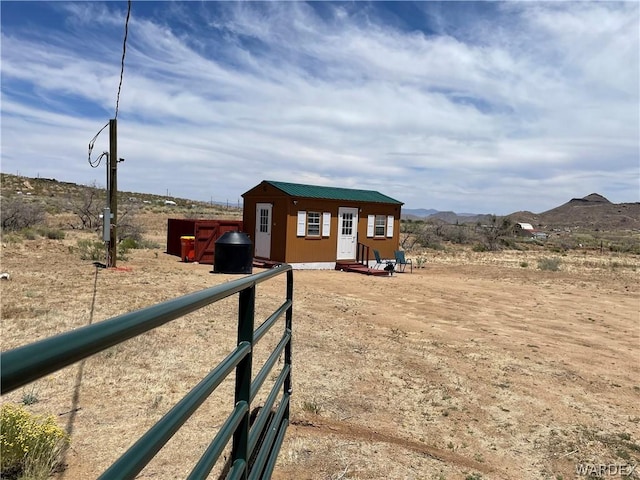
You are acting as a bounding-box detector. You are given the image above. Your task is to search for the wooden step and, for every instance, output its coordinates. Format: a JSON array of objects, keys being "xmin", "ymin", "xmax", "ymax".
[{"xmin": 335, "ymin": 261, "xmax": 391, "ymax": 276}]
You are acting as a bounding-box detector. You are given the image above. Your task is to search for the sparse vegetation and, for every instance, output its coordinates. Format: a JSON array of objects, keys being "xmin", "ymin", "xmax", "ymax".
[
  {"xmin": 302, "ymin": 399, "xmax": 322, "ymax": 415},
  {"xmin": 76, "ymin": 239, "xmax": 106, "ymax": 261},
  {"xmin": 1, "ymin": 197, "xmax": 45, "ymax": 232},
  {"xmin": 21, "ymin": 385, "xmax": 40, "ymax": 406},
  {"xmin": 538, "ymin": 257, "xmax": 562, "ymax": 271}
]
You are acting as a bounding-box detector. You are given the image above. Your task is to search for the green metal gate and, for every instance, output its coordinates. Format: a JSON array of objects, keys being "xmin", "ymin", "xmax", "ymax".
[{"xmin": 1, "ymin": 264, "xmax": 293, "ymax": 479}]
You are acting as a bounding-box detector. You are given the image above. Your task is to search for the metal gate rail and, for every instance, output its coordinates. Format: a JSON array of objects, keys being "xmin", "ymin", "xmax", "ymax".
[{"xmin": 1, "ymin": 264, "xmax": 293, "ymax": 480}]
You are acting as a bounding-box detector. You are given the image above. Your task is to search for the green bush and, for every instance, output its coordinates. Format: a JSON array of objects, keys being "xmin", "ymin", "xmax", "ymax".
[
  {"xmin": 0, "ymin": 403, "xmax": 69, "ymax": 479},
  {"xmin": 119, "ymin": 237, "xmax": 138, "ymax": 250},
  {"xmin": 77, "ymin": 239, "xmax": 105, "ymax": 261},
  {"xmin": 117, "ymin": 236, "xmax": 160, "ymax": 251},
  {"xmin": 538, "ymin": 257, "xmax": 562, "ymax": 271},
  {"xmin": 21, "ymin": 228, "xmax": 38, "ymax": 240},
  {"xmin": 472, "ymin": 243, "xmax": 487, "ymax": 252},
  {"xmin": 37, "ymin": 227, "xmax": 65, "ymax": 240}
]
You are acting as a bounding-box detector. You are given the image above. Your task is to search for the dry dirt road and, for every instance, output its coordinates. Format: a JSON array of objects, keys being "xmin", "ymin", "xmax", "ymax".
[{"xmin": 1, "ymin": 233, "xmax": 639, "ymax": 480}]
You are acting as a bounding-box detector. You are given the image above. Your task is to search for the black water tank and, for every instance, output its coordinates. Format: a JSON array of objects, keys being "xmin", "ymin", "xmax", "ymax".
[{"xmin": 213, "ymin": 231, "xmax": 253, "ymax": 274}]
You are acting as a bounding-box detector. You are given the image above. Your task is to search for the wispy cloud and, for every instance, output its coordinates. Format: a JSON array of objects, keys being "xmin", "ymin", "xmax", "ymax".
[{"xmin": 1, "ymin": 1, "xmax": 638, "ymax": 213}]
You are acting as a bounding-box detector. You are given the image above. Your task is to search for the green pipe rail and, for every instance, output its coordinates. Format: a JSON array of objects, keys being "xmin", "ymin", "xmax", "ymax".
[{"xmin": 1, "ymin": 264, "xmax": 293, "ymax": 480}]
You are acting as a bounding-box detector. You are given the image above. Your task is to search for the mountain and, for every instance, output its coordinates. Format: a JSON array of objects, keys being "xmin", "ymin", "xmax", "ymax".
[
  {"xmin": 401, "ymin": 208, "xmax": 439, "ymax": 219},
  {"xmin": 402, "ymin": 208, "xmax": 491, "ymax": 224},
  {"xmin": 403, "ymin": 193, "xmax": 639, "ymax": 231},
  {"xmin": 506, "ymin": 193, "xmax": 640, "ymax": 230}
]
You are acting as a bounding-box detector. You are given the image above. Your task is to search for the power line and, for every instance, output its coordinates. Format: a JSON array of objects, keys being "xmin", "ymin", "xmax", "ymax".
[
  {"xmin": 114, "ymin": 0, "xmax": 131, "ymax": 119},
  {"xmin": 88, "ymin": 121, "xmax": 110, "ymax": 166}
]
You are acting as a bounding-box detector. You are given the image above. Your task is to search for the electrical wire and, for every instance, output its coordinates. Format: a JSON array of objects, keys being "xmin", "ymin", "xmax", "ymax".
[
  {"xmin": 114, "ymin": 0, "xmax": 131, "ymax": 119},
  {"xmin": 87, "ymin": 1, "xmax": 131, "ymax": 167},
  {"xmin": 88, "ymin": 122, "xmax": 110, "ymax": 167}
]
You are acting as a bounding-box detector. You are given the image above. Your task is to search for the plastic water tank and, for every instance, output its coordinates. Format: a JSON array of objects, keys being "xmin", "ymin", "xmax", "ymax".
[{"xmin": 213, "ymin": 232, "xmax": 253, "ymax": 274}]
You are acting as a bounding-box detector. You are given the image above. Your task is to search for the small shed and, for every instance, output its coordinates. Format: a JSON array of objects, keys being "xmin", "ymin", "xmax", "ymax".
[
  {"xmin": 242, "ymin": 180, "xmax": 403, "ymax": 268},
  {"xmin": 166, "ymin": 219, "xmax": 244, "ymax": 264}
]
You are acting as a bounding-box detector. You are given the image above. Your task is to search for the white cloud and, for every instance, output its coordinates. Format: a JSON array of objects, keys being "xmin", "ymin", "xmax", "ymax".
[{"xmin": 1, "ymin": 1, "xmax": 638, "ymax": 214}]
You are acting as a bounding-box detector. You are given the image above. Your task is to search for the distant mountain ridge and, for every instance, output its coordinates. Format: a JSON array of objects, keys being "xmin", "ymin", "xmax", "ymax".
[
  {"xmin": 403, "ymin": 193, "xmax": 639, "ymax": 230},
  {"xmin": 509, "ymin": 193, "xmax": 639, "ymax": 230}
]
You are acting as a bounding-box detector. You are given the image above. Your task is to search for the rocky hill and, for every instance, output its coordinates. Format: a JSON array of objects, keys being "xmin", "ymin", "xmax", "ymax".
[
  {"xmin": 507, "ymin": 193, "xmax": 640, "ymax": 231},
  {"xmin": 402, "ymin": 193, "xmax": 638, "ymax": 231}
]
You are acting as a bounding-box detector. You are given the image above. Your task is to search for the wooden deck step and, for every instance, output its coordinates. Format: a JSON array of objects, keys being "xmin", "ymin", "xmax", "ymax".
[
  {"xmin": 335, "ymin": 261, "xmax": 391, "ymax": 277},
  {"xmin": 253, "ymin": 259, "xmax": 282, "ymax": 269}
]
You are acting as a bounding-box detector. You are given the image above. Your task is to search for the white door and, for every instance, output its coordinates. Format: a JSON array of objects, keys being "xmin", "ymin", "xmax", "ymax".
[
  {"xmin": 337, "ymin": 207, "xmax": 358, "ymax": 260},
  {"xmin": 255, "ymin": 203, "xmax": 272, "ymax": 259}
]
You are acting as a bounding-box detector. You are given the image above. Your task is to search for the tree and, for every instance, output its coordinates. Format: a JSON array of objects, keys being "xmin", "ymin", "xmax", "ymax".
[
  {"xmin": 478, "ymin": 216, "xmax": 513, "ymax": 251},
  {"xmin": 1, "ymin": 197, "xmax": 45, "ymax": 231},
  {"xmin": 66, "ymin": 183, "xmax": 105, "ymax": 231}
]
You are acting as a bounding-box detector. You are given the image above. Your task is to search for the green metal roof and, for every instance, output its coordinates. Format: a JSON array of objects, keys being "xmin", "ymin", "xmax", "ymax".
[{"xmin": 265, "ymin": 180, "xmax": 403, "ymax": 204}]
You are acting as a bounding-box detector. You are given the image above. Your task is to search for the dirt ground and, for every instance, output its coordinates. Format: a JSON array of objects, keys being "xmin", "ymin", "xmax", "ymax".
[{"xmin": 1, "ymin": 224, "xmax": 639, "ymax": 480}]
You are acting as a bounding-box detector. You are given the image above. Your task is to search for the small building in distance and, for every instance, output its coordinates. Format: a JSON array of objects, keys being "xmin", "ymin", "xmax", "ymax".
[
  {"xmin": 514, "ymin": 222, "xmax": 548, "ymax": 239},
  {"xmin": 514, "ymin": 222, "xmax": 535, "ymax": 236},
  {"xmin": 242, "ymin": 180, "xmax": 403, "ymax": 269}
]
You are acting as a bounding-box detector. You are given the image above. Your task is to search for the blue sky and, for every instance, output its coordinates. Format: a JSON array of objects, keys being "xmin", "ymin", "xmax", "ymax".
[{"xmin": 1, "ymin": 1, "xmax": 638, "ymax": 214}]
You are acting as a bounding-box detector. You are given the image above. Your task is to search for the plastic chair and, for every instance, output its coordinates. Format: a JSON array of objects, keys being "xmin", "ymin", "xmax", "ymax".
[
  {"xmin": 373, "ymin": 249, "xmax": 395, "ymax": 270},
  {"xmin": 394, "ymin": 250, "xmax": 413, "ymax": 273}
]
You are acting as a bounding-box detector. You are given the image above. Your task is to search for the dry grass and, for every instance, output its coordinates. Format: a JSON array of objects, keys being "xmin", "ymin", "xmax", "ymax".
[{"xmin": 1, "ymin": 214, "xmax": 639, "ymax": 480}]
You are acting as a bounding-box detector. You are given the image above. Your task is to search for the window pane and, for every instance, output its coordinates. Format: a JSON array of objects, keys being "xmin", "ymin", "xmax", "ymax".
[
  {"xmin": 307, "ymin": 212, "xmax": 320, "ymax": 236},
  {"xmin": 375, "ymin": 215, "xmax": 385, "ymax": 236},
  {"xmin": 342, "ymin": 213, "xmax": 353, "ymax": 235},
  {"xmin": 259, "ymin": 209, "xmax": 269, "ymax": 233}
]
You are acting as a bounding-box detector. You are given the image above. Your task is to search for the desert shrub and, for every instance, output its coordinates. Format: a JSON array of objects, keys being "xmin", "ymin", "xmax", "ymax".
[
  {"xmin": 1, "ymin": 197, "xmax": 45, "ymax": 232},
  {"xmin": 21, "ymin": 228, "xmax": 38, "ymax": 240},
  {"xmin": 440, "ymin": 225, "xmax": 471, "ymax": 244},
  {"xmin": 119, "ymin": 237, "xmax": 138, "ymax": 250},
  {"xmin": 118, "ymin": 219, "xmax": 143, "ymax": 245},
  {"xmin": 302, "ymin": 399, "xmax": 322, "ymax": 415},
  {"xmin": 520, "ymin": 261, "xmax": 529, "ymax": 268},
  {"xmin": 37, "ymin": 227, "xmax": 65, "ymax": 240},
  {"xmin": 119, "ymin": 237, "xmax": 161, "ymax": 250},
  {"xmin": 77, "ymin": 239, "xmax": 105, "ymax": 261},
  {"xmin": 0, "ymin": 403, "xmax": 69, "ymax": 479},
  {"xmin": 538, "ymin": 257, "xmax": 562, "ymax": 271},
  {"xmin": 117, "ymin": 242, "xmax": 130, "ymax": 261},
  {"xmin": 137, "ymin": 239, "xmax": 161, "ymax": 249},
  {"xmin": 472, "ymin": 243, "xmax": 487, "ymax": 252},
  {"xmin": 500, "ymin": 237, "xmax": 521, "ymax": 250}
]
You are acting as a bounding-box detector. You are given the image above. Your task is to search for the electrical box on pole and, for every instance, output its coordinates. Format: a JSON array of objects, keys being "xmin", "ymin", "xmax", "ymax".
[
  {"xmin": 108, "ymin": 119, "xmax": 118, "ymax": 267},
  {"xmin": 102, "ymin": 208, "xmax": 111, "ymax": 242}
]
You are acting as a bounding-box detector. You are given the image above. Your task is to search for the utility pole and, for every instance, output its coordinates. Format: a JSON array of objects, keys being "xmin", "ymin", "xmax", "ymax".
[{"xmin": 108, "ymin": 119, "xmax": 118, "ymax": 267}]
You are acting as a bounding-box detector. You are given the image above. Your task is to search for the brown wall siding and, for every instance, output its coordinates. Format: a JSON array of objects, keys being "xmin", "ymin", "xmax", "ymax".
[
  {"xmin": 285, "ymin": 199, "xmax": 351, "ymax": 263},
  {"xmin": 243, "ymin": 183, "xmax": 290, "ymax": 262},
  {"xmin": 285, "ymin": 199, "xmax": 401, "ymax": 263},
  {"xmin": 357, "ymin": 204, "xmax": 401, "ymax": 261}
]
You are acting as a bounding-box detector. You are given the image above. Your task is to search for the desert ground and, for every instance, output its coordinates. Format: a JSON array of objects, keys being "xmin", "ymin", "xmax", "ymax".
[{"xmin": 1, "ymin": 215, "xmax": 639, "ymax": 480}]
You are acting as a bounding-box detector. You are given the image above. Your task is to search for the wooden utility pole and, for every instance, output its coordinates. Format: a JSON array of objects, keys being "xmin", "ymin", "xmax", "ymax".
[{"xmin": 108, "ymin": 119, "xmax": 118, "ymax": 267}]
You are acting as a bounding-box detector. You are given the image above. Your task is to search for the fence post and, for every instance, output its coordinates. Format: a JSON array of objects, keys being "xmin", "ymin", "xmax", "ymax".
[
  {"xmin": 232, "ymin": 285, "xmax": 255, "ymax": 479},
  {"xmin": 284, "ymin": 270, "xmax": 293, "ymax": 421}
]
